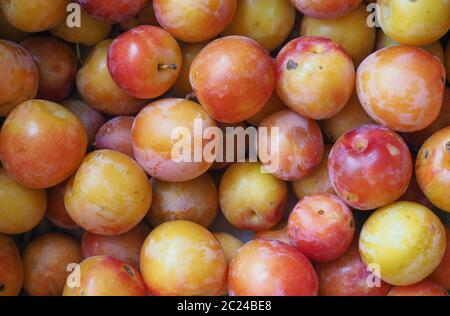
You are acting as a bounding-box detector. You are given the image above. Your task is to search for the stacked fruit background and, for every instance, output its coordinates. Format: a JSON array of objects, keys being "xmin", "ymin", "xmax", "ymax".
[{"xmin": 0, "ymin": 0, "xmax": 450, "ymax": 297}]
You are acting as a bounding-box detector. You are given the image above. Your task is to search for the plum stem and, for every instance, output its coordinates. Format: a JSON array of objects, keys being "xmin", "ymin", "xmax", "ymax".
[{"xmin": 158, "ymin": 63, "xmax": 177, "ymax": 71}]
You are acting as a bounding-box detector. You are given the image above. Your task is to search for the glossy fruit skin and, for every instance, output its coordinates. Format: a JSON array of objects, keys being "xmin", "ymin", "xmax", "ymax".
[
  {"xmin": 147, "ymin": 173, "xmax": 218, "ymax": 228},
  {"xmin": 63, "ymin": 256, "xmax": 148, "ymax": 296},
  {"xmin": 275, "ymin": 37, "xmax": 355, "ymax": 120},
  {"xmin": 62, "ymin": 99, "xmax": 107, "ymax": 146},
  {"xmin": 316, "ymin": 239, "xmax": 392, "ymax": 296},
  {"xmin": 140, "ymin": 221, "xmax": 228, "ymax": 296},
  {"xmin": 0, "ymin": 9, "xmax": 29, "ymax": 42},
  {"xmin": 132, "ymin": 98, "xmax": 216, "ymax": 182},
  {"xmin": 213, "ymin": 232, "xmax": 243, "ymax": 264},
  {"xmin": 0, "ymin": 234, "xmax": 24, "ymax": 296},
  {"xmin": 81, "ymin": 223, "xmax": 150, "ymax": 269},
  {"xmin": 402, "ymin": 88, "xmax": 450, "ymax": 151},
  {"xmin": 153, "ymin": 0, "xmax": 237, "ymax": 43},
  {"xmin": 190, "ymin": 36, "xmax": 275, "ymax": 123},
  {"xmin": 20, "ymin": 36, "xmax": 76, "ymax": 102},
  {"xmin": 0, "ymin": 40, "xmax": 39, "ymax": 117},
  {"xmin": 94, "ymin": 116, "xmax": 134, "ymax": 158},
  {"xmin": 246, "ymin": 93, "xmax": 288, "ymax": 127},
  {"xmin": 65, "ymin": 150, "xmax": 152, "ymax": 236},
  {"xmin": 375, "ymin": 30, "xmax": 446, "ymax": 64},
  {"xmin": 292, "ymin": 146, "xmax": 335, "ymax": 200},
  {"xmin": 78, "ymin": 0, "xmax": 147, "ymax": 23},
  {"xmin": 416, "ymin": 127, "xmax": 450, "ymax": 213},
  {"xmin": 290, "ymin": 0, "xmax": 362, "ymax": 19},
  {"xmin": 211, "ymin": 121, "xmax": 248, "ymax": 171},
  {"xmin": 46, "ymin": 180, "xmax": 79, "ymax": 230},
  {"xmin": 51, "ymin": 7, "xmax": 113, "ymax": 46},
  {"xmin": 359, "ymin": 202, "xmax": 446, "ymax": 286},
  {"xmin": 228, "ymin": 239, "xmax": 318, "ymax": 296},
  {"xmin": 300, "ymin": 4, "xmax": 375, "ymax": 65},
  {"xmin": 446, "ymin": 40, "xmax": 450, "ymax": 84},
  {"xmin": 120, "ymin": 2, "xmax": 159, "ymax": 30},
  {"xmin": 329, "ymin": 125, "xmax": 412, "ymax": 210},
  {"xmin": 23, "ymin": 233, "xmax": 81, "ymax": 296},
  {"xmin": 321, "ymin": 92, "xmax": 375, "ymax": 143},
  {"xmin": 222, "ymin": 0, "xmax": 296, "ymax": 52},
  {"xmin": 388, "ymin": 280, "xmax": 448, "ymax": 297},
  {"xmin": 258, "ymin": 110, "xmax": 324, "ymax": 181},
  {"xmin": 219, "ymin": 162, "xmax": 287, "ymax": 232},
  {"xmin": 377, "ymin": 0, "xmax": 450, "ymax": 46},
  {"xmin": 108, "ymin": 25, "xmax": 182, "ymax": 99},
  {"xmin": 173, "ymin": 42, "xmax": 207, "ymax": 98},
  {"xmin": 0, "ymin": 0, "xmax": 70, "ymax": 32},
  {"xmin": 253, "ymin": 224, "xmax": 291, "ymax": 245},
  {"xmin": 0, "ymin": 100, "xmax": 87, "ymax": 189},
  {"xmin": 0, "ymin": 169, "xmax": 46, "ymax": 234},
  {"xmin": 357, "ymin": 46, "xmax": 445, "ymax": 133},
  {"xmin": 430, "ymin": 226, "xmax": 450, "ymax": 290},
  {"xmin": 288, "ymin": 194, "xmax": 355, "ymax": 262},
  {"xmin": 77, "ymin": 40, "xmax": 147, "ymax": 116}
]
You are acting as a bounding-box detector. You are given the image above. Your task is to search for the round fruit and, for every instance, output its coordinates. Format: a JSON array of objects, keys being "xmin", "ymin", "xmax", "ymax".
[
  {"xmin": 359, "ymin": 201, "xmax": 446, "ymax": 286},
  {"xmin": 119, "ymin": 2, "xmax": 159, "ymax": 30},
  {"xmin": 275, "ymin": 36, "xmax": 355, "ymax": 120},
  {"xmin": 388, "ymin": 280, "xmax": 448, "ymax": 297},
  {"xmin": 222, "ymin": 0, "xmax": 296, "ymax": 52},
  {"xmin": 153, "ymin": 0, "xmax": 237, "ymax": 43},
  {"xmin": 316, "ymin": 239, "xmax": 392, "ymax": 296},
  {"xmin": 21, "ymin": 36, "xmax": 77, "ymax": 102},
  {"xmin": 321, "ymin": 92, "xmax": 375, "ymax": 143},
  {"xmin": 375, "ymin": 30, "xmax": 446, "ymax": 64},
  {"xmin": 81, "ymin": 223, "xmax": 150, "ymax": 269},
  {"xmin": 77, "ymin": 40, "xmax": 147, "ymax": 115},
  {"xmin": 64, "ymin": 150, "xmax": 152, "ymax": 236},
  {"xmin": 0, "ymin": 99, "xmax": 87, "ymax": 189},
  {"xmin": 0, "ymin": 0, "xmax": 70, "ymax": 32},
  {"xmin": 430, "ymin": 226, "xmax": 450, "ymax": 291},
  {"xmin": 246, "ymin": 93, "xmax": 288, "ymax": 127},
  {"xmin": 147, "ymin": 173, "xmax": 218, "ymax": 228},
  {"xmin": 258, "ymin": 109, "xmax": 324, "ymax": 181},
  {"xmin": 132, "ymin": 98, "xmax": 216, "ymax": 182},
  {"xmin": 357, "ymin": 45, "xmax": 445, "ymax": 132},
  {"xmin": 140, "ymin": 221, "xmax": 227, "ymax": 296},
  {"xmin": 219, "ymin": 162, "xmax": 287, "ymax": 232},
  {"xmin": 63, "ymin": 256, "xmax": 148, "ymax": 296},
  {"xmin": 0, "ymin": 40, "xmax": 38, "ymax": 117},
  {"xmin": 290, "ymin": 0, "xmax": 362, "ymax": 19},
  {"xmin": 402, "ymin": 88, "xmax": 450, "ymax": 151},
  {"xmin": 46, "ymin": 180, "xmax": 79, "ymax": 230},
  {"xmin": 213, "ymin": 232, "xmax": 243, "ymax": 264},
  {"xmin": 51, "ymin": 7, "xmax": 112, "ymax": 46},
  {"xmin": 0, "ymin": 234, "xmax": 23, "ymax": 296},
  {"xmin": 94, "ymin": 116, "xmax": 134, "ymax": 158},
  {"xmin": 328, "ymin": 125, "xmax": 412, "ymax": 210},
  {"xmin": 377, "ymin": 0, "xmax": 450, "ymax": 46},
  {"xmin": 288, "ymin": 193, "xmax": 355, "ymax": 262},
  {"xmin": 0, "ymin": 169, "xmax": 46, "ymax": 235},
  {"xmin": 173, "ymin": 42, "xmax": 207, "ymax": 98},
  {"xmin": 416, "ymin": 127, "xmax": 450, "ymax": 213},
  {"xmin": 190, "ymin": 36, "xmax": 275, "ymax": 123},
  {"xmin": 62, "ymin": 99, "xmax": 106, "ymax": 146},
  {"xmin": 228, "ymin": 239, "xmax": 318, "ymax": 296},
  {"xmin": 253, "ymin": 224, "xmax": 291, "ymax": 245},
  {"xmin": 0, "ymin": 9, "xmax": 29, "ymax": 42},
  {"xmin": 292, "ymin": 146, "xmax": 335, "ymax": 200},
  {"xmin": 78, "ymin": 0, "xmax": 147, "ymax": 23},
  {"xmin": 23, "ymin": 233, "xmax": 81, "ymax": 296},
  {"xmin": 300, "ymin": 4, "xmax": 375, "ymax": 65},
  {"xmin": 107, "ymin": 25, "xmax": 182, "ymax": 99}
]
